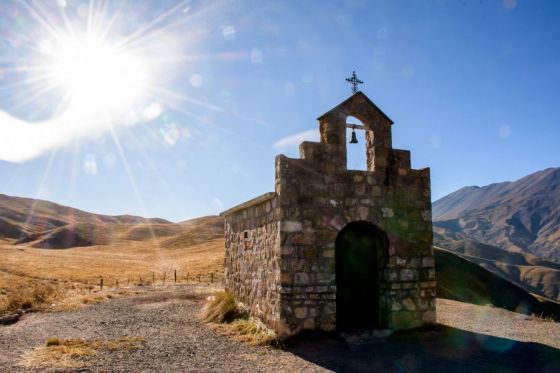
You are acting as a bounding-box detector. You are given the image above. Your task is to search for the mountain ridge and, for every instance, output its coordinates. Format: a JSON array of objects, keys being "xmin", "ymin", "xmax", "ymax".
[
  {"xmin": 0, "ymin": 193, "xmax": 221, "ymax": 248},
  {"xmin": 433, "ymin": 167, "xmax": 560, "ymax": 263}
]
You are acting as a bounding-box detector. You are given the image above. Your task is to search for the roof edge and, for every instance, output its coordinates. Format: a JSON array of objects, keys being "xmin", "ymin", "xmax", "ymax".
[
  {"xmin": 316, "ymin": 91, "xmax": 394, "ymax": 125},
  {"xmin": 220, "ymin": 192, "xmax": 276, "ymax": 217}
]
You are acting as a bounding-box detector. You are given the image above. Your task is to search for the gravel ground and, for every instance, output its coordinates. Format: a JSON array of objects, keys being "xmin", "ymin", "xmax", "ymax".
[
  {"xmin": 437, "ymin": 298, "xmax": 560, "ymax": 349},
  {"xmin": 1, "ymin": 287, "xmax": 559, "ymax": 372}
]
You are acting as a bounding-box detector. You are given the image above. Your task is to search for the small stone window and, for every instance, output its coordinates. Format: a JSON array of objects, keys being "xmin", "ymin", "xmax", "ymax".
[{"xmin": 243, "ymin": 230, "xmax": 250, "ymax": 249}]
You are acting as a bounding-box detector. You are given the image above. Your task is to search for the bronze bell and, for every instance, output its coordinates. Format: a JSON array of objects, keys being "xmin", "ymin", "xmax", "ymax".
[{"xmin": 349, "ymin": 128, "xmax": 358, "ymax": 144}]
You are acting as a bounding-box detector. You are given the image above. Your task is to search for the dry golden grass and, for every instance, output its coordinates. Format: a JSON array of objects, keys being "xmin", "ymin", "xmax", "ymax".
[
  {"xmin": 1, "ymin": 238, "xmax": 224, "ymax": 284},
  {"xmin": 202, "ymin": 291, "xmax": 276, "ymax": 346},
  {"xmin": 201, "ymin": 291, "xmax": 247, "ymax": 323},
  {"xmin": 217, "ymin": 318, "xmax": 277, "ymax": 346},
  {"xmin": 0, "ymin": 237, "xmax": 225, "ymax": 315},
  {"xmin": 21, "ymin": 336, "xmax": 144, "ymax": 370},
  {"xmin": 0, "ymin": 271, "xmax": 62, "ymax": 314}
]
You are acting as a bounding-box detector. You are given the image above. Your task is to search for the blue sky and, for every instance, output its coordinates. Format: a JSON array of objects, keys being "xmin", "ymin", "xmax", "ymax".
[{"xmin": 0, "ymin": 0, "xmax": 558, "ymax": 222}]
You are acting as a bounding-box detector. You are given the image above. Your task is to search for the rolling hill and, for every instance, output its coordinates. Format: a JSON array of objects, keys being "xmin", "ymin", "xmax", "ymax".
[{"xmin": 0, "ymin": 193, "xmax": 222, "ymax": 249}]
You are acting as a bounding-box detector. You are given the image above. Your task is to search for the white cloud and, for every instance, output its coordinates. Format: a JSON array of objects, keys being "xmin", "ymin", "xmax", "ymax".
[
  {"xmin": 273, "ymin": 129, "xmax": 319, "ymax": 149},
  {"xmin": 0, "ymin": 104, "xmax": 155, "ymax": 163}
]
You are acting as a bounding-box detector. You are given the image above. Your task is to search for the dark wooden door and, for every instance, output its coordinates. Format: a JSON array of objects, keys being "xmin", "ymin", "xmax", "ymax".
[{"xmin": 335, "ymin": 221, "xmax": 385, "ymax": 331}]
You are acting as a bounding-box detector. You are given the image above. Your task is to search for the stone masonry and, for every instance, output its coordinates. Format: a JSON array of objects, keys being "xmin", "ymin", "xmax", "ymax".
[{"xmin": 221, "ymin": 92, "xmax": 436, "ymax": 339}]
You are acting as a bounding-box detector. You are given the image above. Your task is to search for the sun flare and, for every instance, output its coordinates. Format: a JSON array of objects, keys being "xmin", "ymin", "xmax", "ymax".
[
  {"xmin": 0, "ymin": 0, "xmax": 205, "ymax": 163},
  {"xmin": 49, "ymin": 37, "xmax": 148, "ymax": 114}
]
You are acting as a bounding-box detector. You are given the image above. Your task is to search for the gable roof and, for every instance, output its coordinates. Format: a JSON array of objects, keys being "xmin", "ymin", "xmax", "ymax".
[{"xmin": 316, "ymin": 91, "xmax": 394, "ymax": 125}]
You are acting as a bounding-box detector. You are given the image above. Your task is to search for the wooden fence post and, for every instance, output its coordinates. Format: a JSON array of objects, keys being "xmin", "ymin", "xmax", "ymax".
[
  {"xmin": 211, "ymin": 273, "xmax": 214, "ymax": 283},
  {"xmin": 100, "ymin": 277, "xmax": 103, "ymax": 291},
  {"xmin": 186, "ymin": 273, "xmax": 189, "ymax": 282},
  {"xmin": 174, "ymin": 270, "xmax": 177, "ymax": 283},
  {"xmin": 152, "ymin": 271, "xmax": 155, "ymax": 284}
]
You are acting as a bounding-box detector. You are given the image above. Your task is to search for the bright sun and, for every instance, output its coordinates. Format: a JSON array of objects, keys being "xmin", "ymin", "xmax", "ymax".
[{"xmin": 49, "ymin": 37, "xmax": 148, "ymax": 114}]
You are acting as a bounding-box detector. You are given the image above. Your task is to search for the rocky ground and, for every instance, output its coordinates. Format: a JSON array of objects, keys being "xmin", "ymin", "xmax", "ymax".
[{"xmin": 1, "ymin": 285, "xmax": 559, "ymax": 372}]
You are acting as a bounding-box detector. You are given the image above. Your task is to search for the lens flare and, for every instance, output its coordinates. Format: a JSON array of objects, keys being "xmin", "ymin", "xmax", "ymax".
[
  {"xmin": 49, "ymin": 37, "xmax": 148, "ymax": 114},
  {"xmin": 0, "ymin": 0, "xmax": 230, "ymax": 163}
]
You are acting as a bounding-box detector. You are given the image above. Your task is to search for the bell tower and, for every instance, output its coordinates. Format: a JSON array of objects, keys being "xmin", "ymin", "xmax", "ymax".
[{"xmin": 316, "ymin": 91, "xmax": 394, "ymax": 173}]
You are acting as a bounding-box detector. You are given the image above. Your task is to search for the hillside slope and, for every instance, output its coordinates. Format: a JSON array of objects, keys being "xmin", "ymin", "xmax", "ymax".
[
  {"xmin": 433, "ymin": 238, "xmax": 560, "ymax": 302},
  {"xmin": 0, "ymin": 193, "xmax": 198, "ymax": 248},
  {"xmin": 435, "ymin": 247, "xmax": 560, "ymax": 319},
  {"xmin": 433, "ymin": 167, "xmax": 560, "ymax": 263},
  {"xmin": 0, "ymin": 194, "xmax": 170, "ymax": 231},
  {"xmin": 162, "ymin": 216, "xmax": 223, "ymax": 248}
]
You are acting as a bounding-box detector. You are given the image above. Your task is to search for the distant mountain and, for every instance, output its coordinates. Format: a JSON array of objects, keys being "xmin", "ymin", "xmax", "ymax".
[
  {"xmin": 0, "ymin": 193, "xmax": 225, "ymax": 250},
  {"xmin": 433, "ymin": 167, "xmax": 560, "ymax": 263},
  {"xmin": 0, "ymin": 194, "xmax": 169, "ymax": 230}
]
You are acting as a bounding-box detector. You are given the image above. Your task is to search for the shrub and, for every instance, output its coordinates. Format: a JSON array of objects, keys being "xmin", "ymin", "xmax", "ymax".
[
  {"xmin": 229, "ymin": 317, "xmax": 277, "ymax": 345},
  {"xmin": 201, "ymin": 291, "xmax": 247, "ymax": 323},
  {"xmin": 201, "ymin": 291, "xmax": 276, "ymax": 345}
]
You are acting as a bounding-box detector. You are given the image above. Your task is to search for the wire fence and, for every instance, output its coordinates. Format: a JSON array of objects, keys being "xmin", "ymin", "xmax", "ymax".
[{"xmin": 76, "ymin": 270, "xmax": 224, "ymax": 293}]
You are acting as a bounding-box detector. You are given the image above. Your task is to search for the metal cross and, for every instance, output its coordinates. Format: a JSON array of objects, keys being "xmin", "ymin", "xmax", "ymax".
[{"xmin": 345, "ymin": 71, "xmax": 363, "ymax": 94}]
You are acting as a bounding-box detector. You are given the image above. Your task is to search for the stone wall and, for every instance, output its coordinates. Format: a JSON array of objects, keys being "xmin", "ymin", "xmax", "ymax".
[{"xmin": 223, "ymin": 194, "xmax": 282, "ymax": 329}]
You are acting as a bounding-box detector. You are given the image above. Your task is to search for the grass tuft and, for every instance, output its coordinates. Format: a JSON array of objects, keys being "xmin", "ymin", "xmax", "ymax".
[
  {"xmin": 202, "ymin": 291, "xmax": 276, "ymax": 345},
  {"xmin": 201, "ymin": 291, "xmax": 247, "ymax": 323},
  {"xmin": 228, "ymin": 317, "xmax": 277, "ymax": 345},
  {"xmin": 21, "ymin": 336, "xmax": 144, "ymax": 370},
  {"xmin": 531, "ymin": 312, "xmax": 559, "ymax": 323}
]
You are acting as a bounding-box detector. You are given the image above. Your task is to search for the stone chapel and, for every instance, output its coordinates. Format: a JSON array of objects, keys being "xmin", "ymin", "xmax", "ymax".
[{"xmin": 221, "ymin": 91, "xmax": 436, "ymax": 339}]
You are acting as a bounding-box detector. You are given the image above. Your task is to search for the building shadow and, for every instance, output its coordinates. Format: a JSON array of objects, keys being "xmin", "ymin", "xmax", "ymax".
[{"xmin": 282, "ymin": 325, "xmax": 560, "ymax": 372}]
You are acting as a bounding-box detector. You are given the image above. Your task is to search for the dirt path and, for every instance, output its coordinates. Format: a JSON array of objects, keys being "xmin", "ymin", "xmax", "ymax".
[{"xmin": 1, "ymin": 287, "xmax": 559, "ymax": 372}]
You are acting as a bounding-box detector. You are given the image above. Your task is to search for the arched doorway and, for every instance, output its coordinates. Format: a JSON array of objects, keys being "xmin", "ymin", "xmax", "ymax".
[{"xmin": 335, "ymin": 221, "xmax": 387, "ymax": 331}]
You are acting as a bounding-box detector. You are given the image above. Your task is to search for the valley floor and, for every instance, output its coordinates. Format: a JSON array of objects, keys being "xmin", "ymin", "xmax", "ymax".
[{"xmin": 1, "ymin": 285, "xmax": 559, "ymax": 372}]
